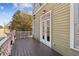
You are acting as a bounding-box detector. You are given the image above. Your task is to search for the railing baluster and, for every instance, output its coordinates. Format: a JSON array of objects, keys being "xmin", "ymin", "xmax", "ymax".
[
  {"xmin": 0, "ymin": 30, "xmax": 32, "ymax": 56},
  {"xmin": 15, "ymin": 31, "xmax": 32, "ymax": 40},
  {"xmin": 0, "ymin": 30, "xmax": 16, "ymax": 56}
]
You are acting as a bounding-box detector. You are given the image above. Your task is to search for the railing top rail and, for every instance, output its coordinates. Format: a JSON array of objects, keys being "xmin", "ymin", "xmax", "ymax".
[
  {"xmin": 0, "ymin": 30, "xmax": 31, "ymax": 47},
  {"xmin": 0, "ymin": 36, "xmax": 9, "ymax": 47},
  {"xmin": 0, "ymin": 30, "xmax": 16, "ymax": 47}
]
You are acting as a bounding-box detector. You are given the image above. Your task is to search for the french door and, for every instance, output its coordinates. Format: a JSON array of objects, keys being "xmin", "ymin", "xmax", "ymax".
[{"xmin": 40, "ymin": 11, "xmax": 51, "ymax": 48}]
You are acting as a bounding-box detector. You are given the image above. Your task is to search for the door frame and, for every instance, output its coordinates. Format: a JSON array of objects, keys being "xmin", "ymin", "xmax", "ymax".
[{"xmin": 40, "ymin": 10, "xmax": 52, "ymax": 48}]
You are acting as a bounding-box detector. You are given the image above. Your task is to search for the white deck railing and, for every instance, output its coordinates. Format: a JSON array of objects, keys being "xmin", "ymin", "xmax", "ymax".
[
  {"xmin": 15, "ymin": 31, "xmax": 32, "ymax": 40},
  {"xmin": 0, "ymin": 30, "xmax": 32, "ymax": 56},
  {"xmin": 0, "ymin": 30, "xmax": 16, "ymax": 56}
]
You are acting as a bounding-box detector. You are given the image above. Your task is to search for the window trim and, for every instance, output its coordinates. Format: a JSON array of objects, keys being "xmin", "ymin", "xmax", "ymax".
[{"xmin": 70, "ymin": 3, "xmax": 79, "ymax": 51}]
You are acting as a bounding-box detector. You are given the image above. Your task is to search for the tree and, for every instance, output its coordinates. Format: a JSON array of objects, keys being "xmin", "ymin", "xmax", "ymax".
[
  {"xmin": 0, "ymin": 25, "xmax": 3, "ymax": 29},
  {"xmin": 9, "ymin": 10, "xmax": 32, "ymax": 31}
]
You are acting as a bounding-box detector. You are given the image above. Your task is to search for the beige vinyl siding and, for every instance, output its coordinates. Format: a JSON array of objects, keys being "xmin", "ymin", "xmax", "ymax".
[
  {"xmin": 34, "ymin": 17, "xmax": 40, "ymax": 40},
  {"xmin": 52, "ymin": 4, "xmax": 79, "ymax": 56},
  {"xmin": 33, "ymin": 3, "xmax": 79, "ymax": 55}
]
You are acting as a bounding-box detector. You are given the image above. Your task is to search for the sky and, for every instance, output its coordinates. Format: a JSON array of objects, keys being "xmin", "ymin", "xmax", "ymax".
[{"xmin": 0, "ymin": 3, "xmax": 32, "ymax": 26}]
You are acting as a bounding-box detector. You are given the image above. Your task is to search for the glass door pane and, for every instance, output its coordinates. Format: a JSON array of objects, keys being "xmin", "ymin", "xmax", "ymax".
[
  {"xmin": 42, "ymin": 22, "xmax": 45, "ymax": 39},
  {"xmin": 46, "ymin": 20, "xmax": 50, "ymax": 42}
]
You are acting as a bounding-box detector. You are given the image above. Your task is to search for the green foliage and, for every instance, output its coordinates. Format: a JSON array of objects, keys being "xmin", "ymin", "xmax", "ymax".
[{"xmin": 9, "ymin": 10, "xmax": 32, "ymax": 31}]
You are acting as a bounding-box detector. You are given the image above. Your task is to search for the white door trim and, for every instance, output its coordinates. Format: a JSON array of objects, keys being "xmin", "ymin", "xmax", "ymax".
[
  {"xmin": 40, "ymin": 10, "xmax": 52, "ymax": 48},
  {"xmin": 50, "ymin": 10, "xmax": 52, "ymax": 48},
  {"xmin": 70, "ymin": 3, "xmax": 75, "ymax": 49}
]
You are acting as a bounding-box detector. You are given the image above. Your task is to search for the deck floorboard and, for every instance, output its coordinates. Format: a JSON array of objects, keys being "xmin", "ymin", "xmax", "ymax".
[{"xmin": 10, "ymin": 38, "xmax": 62, "ymax": 56}]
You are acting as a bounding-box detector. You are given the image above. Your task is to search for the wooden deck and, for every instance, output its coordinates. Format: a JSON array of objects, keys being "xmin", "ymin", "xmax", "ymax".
[{"xmin": 10, "ymin": 37, "xmax": 62, "ymax": 56}]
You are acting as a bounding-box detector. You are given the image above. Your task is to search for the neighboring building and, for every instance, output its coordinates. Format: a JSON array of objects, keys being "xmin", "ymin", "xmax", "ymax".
[{"xmin": 32, "ymin": 3, "xmax": 79, "ymax": 55}]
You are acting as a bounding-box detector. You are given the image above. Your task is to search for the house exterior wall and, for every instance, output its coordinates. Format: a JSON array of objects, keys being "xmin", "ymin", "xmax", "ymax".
[
  {"xmin": 32, "ymin": 3, "xmax": 79, "ymax": 55},
  {"xmin": 32, "ymin": 3, "xmax": 43, "ymax": 39},
  {"xmin": 32, "ymin": 3, "xmax": 44, "ymax": 14}
]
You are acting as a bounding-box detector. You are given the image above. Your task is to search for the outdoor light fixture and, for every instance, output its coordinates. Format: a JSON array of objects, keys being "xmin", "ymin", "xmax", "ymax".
[
  {"xmin": 43, "ymin": 10, "xmax": 46, "ymax": 14},
  {"xmin": 33, "ymin": 15, "xmax": 35, "ymax": 19}
]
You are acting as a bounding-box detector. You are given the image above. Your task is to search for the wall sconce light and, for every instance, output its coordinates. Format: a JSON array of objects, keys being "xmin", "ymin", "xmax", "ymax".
[
  {"xmin": 43, "ymin": 10, "xmax": 46, "ymax": 14},
  {"xmin": 33, "ymin": 15, "xmax": 35, "ymax": 19}
]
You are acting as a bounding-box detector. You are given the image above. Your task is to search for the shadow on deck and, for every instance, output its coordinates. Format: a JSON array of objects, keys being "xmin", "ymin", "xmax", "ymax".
[{"xmin": 10, "ymin": 37, "xmax": 62, "ymax": 56}]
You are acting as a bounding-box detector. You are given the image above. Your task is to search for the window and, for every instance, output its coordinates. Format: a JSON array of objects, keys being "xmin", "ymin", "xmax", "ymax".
[
  {"xmin": 74, "ymin": 4, "xmax": 79, "ymax": 50},
  {"xmin": 70, "ymin": 4, "xmax": 79, "ymax": 51}
]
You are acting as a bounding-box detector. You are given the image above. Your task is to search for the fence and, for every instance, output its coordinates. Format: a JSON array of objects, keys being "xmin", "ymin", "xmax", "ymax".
[
  {"xmin": 0, "ymin": 30, "xmax": 16, "ymax": 56},
  {"xmin": 15, "ymin": 31, "xmax": 32, "ymax": 40}
]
